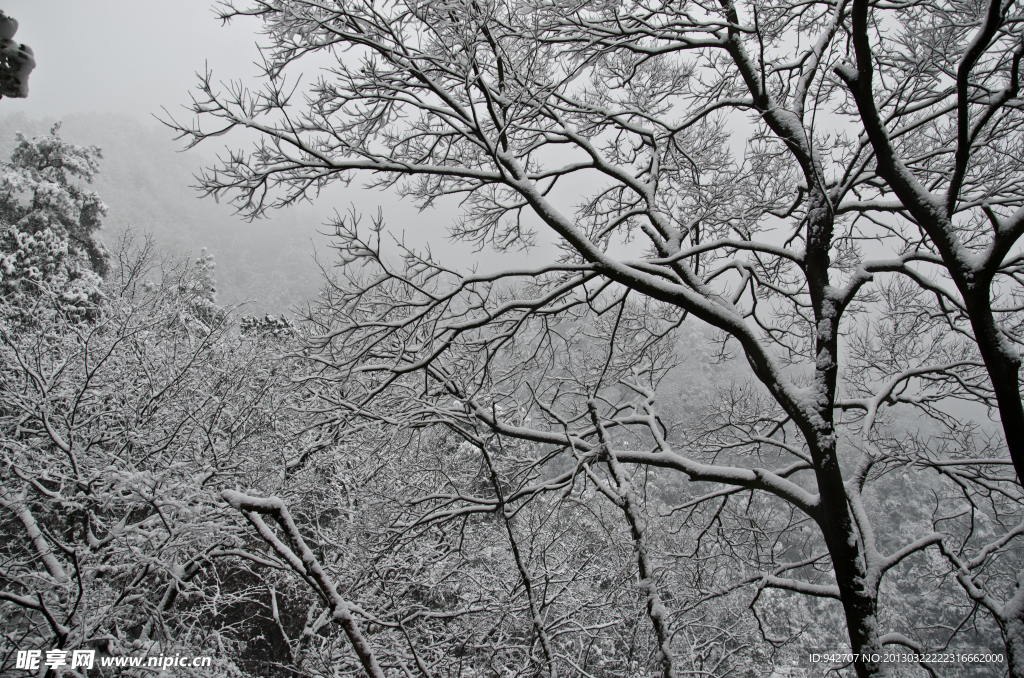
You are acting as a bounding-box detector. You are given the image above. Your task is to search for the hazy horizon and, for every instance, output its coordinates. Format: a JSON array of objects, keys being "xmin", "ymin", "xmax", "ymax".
[{"xmin": 0, "ymin": 2, "xmax": 551, "ymax": 312}]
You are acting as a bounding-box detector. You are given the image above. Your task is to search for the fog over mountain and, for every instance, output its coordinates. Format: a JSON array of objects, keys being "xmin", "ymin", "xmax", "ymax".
[
  {"xmin": 0, "ymin": 109, "xmax": 571, "ymax": 315},
  {"xmin": 0, "ymin": 112, "xmax": 333, "ymax": 313}
]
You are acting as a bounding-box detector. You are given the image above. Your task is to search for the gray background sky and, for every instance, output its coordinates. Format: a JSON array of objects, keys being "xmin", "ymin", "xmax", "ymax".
[
  {"xmin": 0, "ymin": 1, "xmax": 341, "ymax": 313},
  {"xmin": 2, "ymin": 0, "xmax": 263, "ymax": 120},
  {"xmin": 0, "ymin": 1, "xmax": 555, "ymax": 311}
]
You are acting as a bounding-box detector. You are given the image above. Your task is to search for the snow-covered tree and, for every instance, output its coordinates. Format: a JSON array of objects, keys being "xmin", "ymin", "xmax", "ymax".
[
  {"xmin": 0, "ymin": 125, "xmax": 108, "ymax": 316},
  {"xmin": 168, "ymin": 0, "xmax": 1024, "ymax": 676},
  {"xmin": 0, "ymin": 239, "xmax": 306, "ymax": 676}
]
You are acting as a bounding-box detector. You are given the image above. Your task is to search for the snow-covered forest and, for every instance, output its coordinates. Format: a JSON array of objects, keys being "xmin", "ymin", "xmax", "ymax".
[{"xmin": 2, "ymin": 1, "xmax": 1023, "ymax": 677}]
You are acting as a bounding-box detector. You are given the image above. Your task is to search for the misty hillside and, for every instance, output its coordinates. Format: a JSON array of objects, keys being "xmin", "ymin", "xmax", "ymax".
[{"xmin": 0, "ymin": 112, "xmax": 333, "ymax": 314}]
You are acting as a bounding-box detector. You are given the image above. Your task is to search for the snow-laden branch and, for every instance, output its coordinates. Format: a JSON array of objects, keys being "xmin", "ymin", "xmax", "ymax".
[{"xmin": 221, "ymin": 490, "xmax": 387, "ymax": 678}]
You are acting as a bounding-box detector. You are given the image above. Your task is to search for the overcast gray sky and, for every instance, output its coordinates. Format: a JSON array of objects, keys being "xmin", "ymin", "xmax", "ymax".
[
  {"xmin": 2, "ymin": 0, "xmax": 264, "ymax": 120},
  {"xmin": 0, "ymin": 0, "xmax": 552, "ymax": 278}
]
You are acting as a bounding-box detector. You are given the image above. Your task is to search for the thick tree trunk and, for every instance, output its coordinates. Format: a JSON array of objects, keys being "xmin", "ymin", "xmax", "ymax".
[
  {"xmin": 802, "ymin": 191, "xmax": 888, "ymax": 677},
  {"xmin": 961, "ymin": 291, "xmax": 1024, "ymax": 485},
  {"xmin": 809, "ymin": 432, "xmax": 888, "ymax": 678},
  {"xmin": 1003, "ymin": 617, "xmax": 1024, "ymax": 678},
  {"xmin": 828, "ymin": 545, "xmax": 886, "ymax": 676},
  {"xmin": 1000, "ymin": 583, "xmax": 1024, "ymax": 678}
]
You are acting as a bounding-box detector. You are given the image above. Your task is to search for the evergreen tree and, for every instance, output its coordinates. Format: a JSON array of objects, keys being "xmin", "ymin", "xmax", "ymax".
[{"xmin": 0, "ymin": 125, "xmax": 107, "ymax": 315}]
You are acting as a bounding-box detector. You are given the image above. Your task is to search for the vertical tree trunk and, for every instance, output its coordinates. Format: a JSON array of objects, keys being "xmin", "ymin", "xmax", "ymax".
[
  {"xmin": 809, "ymin": 432, "xmax": 888, "ymax": 678},
  {"xmin": 803, "ymin": 190, "xmax": 887, "ymax": 678},
  {"xmin": 999, "ymin": 583, "xmax": 1024, "ymax": 678},
  {"xmin": 826, "ymin": 525, "xmax": 887, "ymax": 677},
  {"xmin": 960, "ymin": 290, "xmax": 1024, "ymax": 485},
  {"xmin": 1004, "ymin": 616, "xmax": 1024, "ymax": 678}
]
